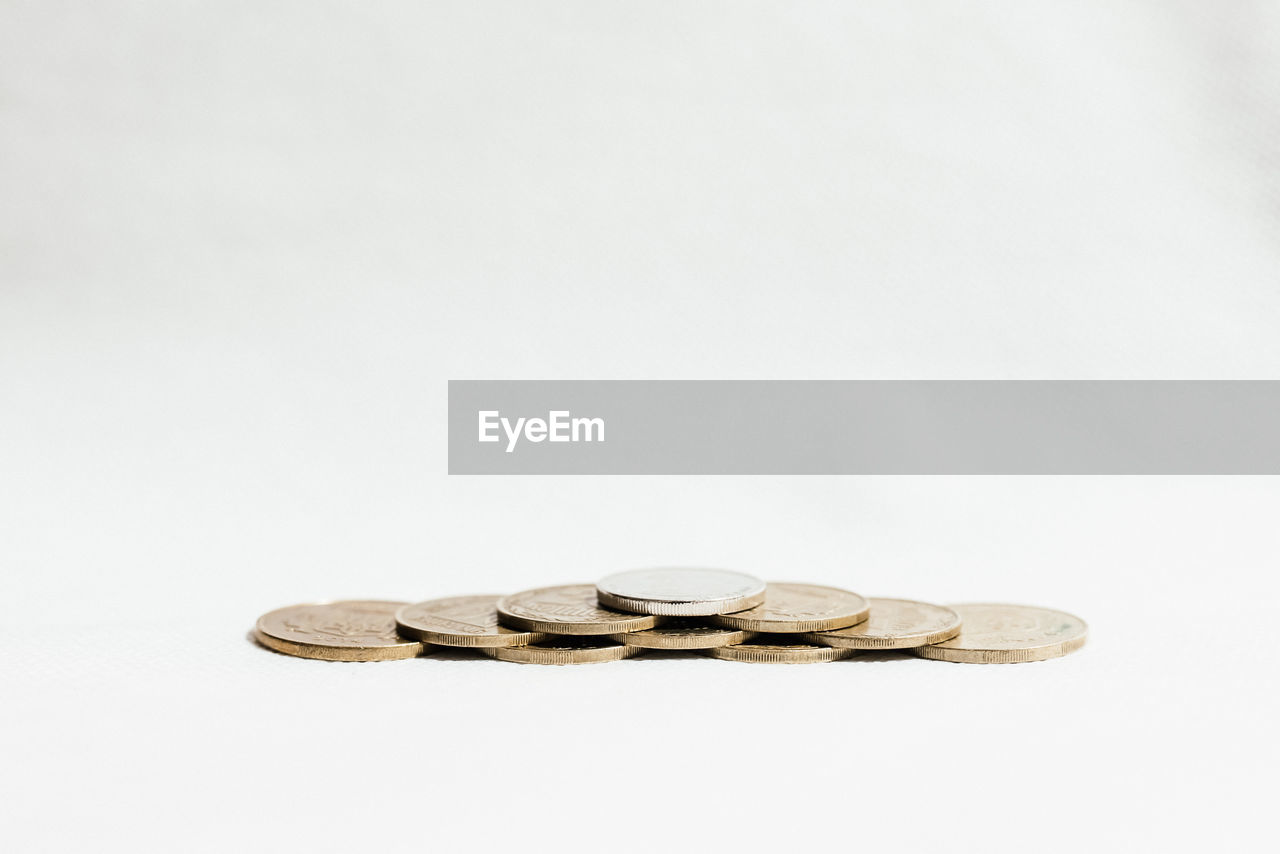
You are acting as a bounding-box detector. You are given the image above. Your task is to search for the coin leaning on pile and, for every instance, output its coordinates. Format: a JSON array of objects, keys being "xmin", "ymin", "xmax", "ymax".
[{"xmin": 252, "ymin": 568, "xmax": 1087, "ymax": 666}]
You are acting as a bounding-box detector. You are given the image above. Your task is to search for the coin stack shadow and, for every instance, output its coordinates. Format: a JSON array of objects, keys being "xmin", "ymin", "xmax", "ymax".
[{"xmin": 253, "ymin": 568, "xmax": 1087, "ymax": 665}]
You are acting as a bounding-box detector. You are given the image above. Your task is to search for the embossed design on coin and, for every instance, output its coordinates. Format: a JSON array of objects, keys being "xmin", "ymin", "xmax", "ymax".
[
  {"xmin": 804, "ymin": 597, "xmax": 961, "ymax": 649},
  {"xmin": 711, "ymin": 582, "xmax": 870, "ymax": 633},
  {"xmin": 497, "ymin": 584, "xmax": 658, "ymax": 635},
  {"xmin": 254, "ymin": 601, "xmax": 426, "ymax": 661},
  {"xmin": 481, "ymin": 637, "xmax": 641, "ymax": 665},
  {"xmin": 609, "ymin": 620, "xmax": 756, "ymax": 650},
  {"xmin": 595, "ymin": 568, "xmax": 766, "ymax": 616},
  {"xmin": 396, "ymin": 595, "xmax": 548, "ymax": 648},
  {"xmin": 699, "ymin": 636, "xmax": 855, "ymax": 664},
  {"xmin": 912, "ymin": 603, "xmax": 1087, "ymax": 663}
]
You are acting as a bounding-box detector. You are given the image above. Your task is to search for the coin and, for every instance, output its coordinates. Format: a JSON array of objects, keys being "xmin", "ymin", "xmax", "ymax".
[
  {"xmin": 497, "ymin": 584, "xmax": 658, "ymax": 635},
  {"xmin": 711, "ymin": 582, "xmax": 870, "ymax": 633},
  {"xmin": 610, "ymin": 619, "xmax": 755, "ymax": 650},
  {"xmin": 396, "ymin": 595, "xmax": 547, "ymax": 648},
  {"xmin": 803, "ymin": 597, "xmax": 961, "ymax": 649},
  {"xmin": 595, "ymin": 568, "xmax": 766, "ymax": 616},
  {"xmin": 699, "ymin": 636, "xmax": 855, "ymax": 664},
  {"xmin": 912, "ymin": 603, "xmax": 1087, "ymax": 663},
  {"xmin": 253, "ymin": 600, "xmax": 426, "ymax": 661},
  {"xmin": 480, "ymin": 637, "xmax": 641, "ymax": 665}
]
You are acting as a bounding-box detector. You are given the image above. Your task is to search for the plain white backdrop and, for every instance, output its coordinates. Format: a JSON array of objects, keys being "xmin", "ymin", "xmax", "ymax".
[{"xmin": 3, "ymin": 2, "xmax": 1279, "ymax": 852}]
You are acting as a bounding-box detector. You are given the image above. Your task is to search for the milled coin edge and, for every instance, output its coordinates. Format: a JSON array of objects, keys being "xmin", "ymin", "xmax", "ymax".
[
  {"xmin": 802, "ymin": 599, "xmax": 963, "ymax": 649},
  {"xmin": 252, "ymin": 627, "xmax": 425, "ymax": 661},
  {"xmin": 479, "ymin": 643, "xmax": 642, "ymax": 665},
  {"xmin": 698, "ymin": 644, "xmax": 856, "ymax": 664},
  {"xmin": 803, "ymin": 623, "xmax": 962, "ymax": 649},
  {"xmin": 912, "ymin": 632, "xmax": 1088, "ymax": 663},
  {"xmin": 710, "ymin": 585, "xmax": 872, "ymax": 633},
  {"xmin": 597, "ymin": 588, "xmax": 766, "ymax": 617},
  {"xmin": 495, "ymin": 585, "xmax": 660, "ymax": 635},
  {"xmin": 394, "ymin": 600, "xmax": 548, "ymax": 647},
  {"xmin": 608, "ymin": 627, "xmax": 757, "ymax": 650},
  {"xmin": 395, "ymin": 621, "xmax": 548, "ymax": 648}
]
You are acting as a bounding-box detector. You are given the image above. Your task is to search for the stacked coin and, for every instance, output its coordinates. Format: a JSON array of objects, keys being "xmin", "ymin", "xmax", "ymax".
[{"xmin": 253, "ymin": 568, "xmax": 1087, "ymax": 666}]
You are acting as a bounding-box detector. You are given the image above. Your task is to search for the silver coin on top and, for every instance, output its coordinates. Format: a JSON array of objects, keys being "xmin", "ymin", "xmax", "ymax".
[{"xmin": 595, "ymin": 568, "xmax": 767, "ymax": 616}]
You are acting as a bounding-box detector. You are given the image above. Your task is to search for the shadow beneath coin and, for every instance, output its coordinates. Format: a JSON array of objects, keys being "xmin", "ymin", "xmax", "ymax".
[
  {"xmin": 421, "ymin": 647, "xmax": 490, "ymax": 662},
  {"xmin": 628, "ymin": 650, "xmax": 714, "ymax": 662},
  {"xmin": 245, "ymin": 628, "xmax": 279, "ymax": 654},
  {"xmin": 840, "ymin": 650, "xmax": 917, "ymax": 663}
]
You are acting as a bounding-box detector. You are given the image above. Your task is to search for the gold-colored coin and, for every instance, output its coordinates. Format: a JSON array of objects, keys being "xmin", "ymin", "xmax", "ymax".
[
  {"xmin": 610, "ymin": 620, "xmax": 755, "ymax": 650},
  {"xmin": 497, "ymin": 584, "xmax": 658, "ymax": 635},
  {"xmin": 699, "ymin": 636, "xmax": 855, "ymax": 664},
  {"xmin": 480, "ymin": 637, "xmax": 641, "ymax": 665},
  {"xmin": 711, "ymin": 582, "xmax": 870, "ymax": 633},
  {"xmin": 396, "ymin": 595, "xmax": 547, "ymax": 648},
  {"xmin": 912, "ymin": 603, "xmax": 1087, "ymax": 664},
  {"xmin": 803, "ymin": 597, "xmax": 961, "ymax": 649},
  {"xmin": 253, "ymin": 600, "xmax": 426, "ymax": 661}
]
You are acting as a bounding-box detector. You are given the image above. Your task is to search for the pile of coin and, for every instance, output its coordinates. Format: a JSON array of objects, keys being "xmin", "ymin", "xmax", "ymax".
[{"xmin": 253, "ymin": 568, "xmax": 1087, "ymax": 665}]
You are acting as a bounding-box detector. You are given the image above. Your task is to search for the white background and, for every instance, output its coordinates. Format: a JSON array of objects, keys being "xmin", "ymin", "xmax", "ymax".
[{"xmin": 3, "ymin": 2, "xmax": 1279, "ymax": 852}]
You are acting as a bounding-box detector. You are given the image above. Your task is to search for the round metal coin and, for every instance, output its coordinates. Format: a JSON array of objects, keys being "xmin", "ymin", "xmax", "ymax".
[
  {"xmin": 481, "ymin": 637, "xmax": 641, "ymax": 665},
  {"xmin": 699, "ymin": 636, "xmax": 855, "ymax": 664},
  {"xmin": 497, "ymin": 584, "xmax": 658, "ymax": 635},
  {"xmin": 912, "ymin": 603, "xmax": 1087, "ymax": 663},
  {"xmin": 610, "ymin": 619, "xmax": 755, "ymax": 650},
  {"xmin": 595, "ymin": 567, "xmax": 766, "ymax": 616},
  {"xmin": 803, "ymin": 597, "xmax": 961, "ymax": 650},
  {"xmin": 711, "ymin": 582, "xmax": 870, "ymax": 633},
  {"xmin": 254, "ymin": 600, "xmax": 426, "ymax": 661},
  {"xmin": 396, "ymin": 595, "xmax": 547, "ymax": 648}
]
